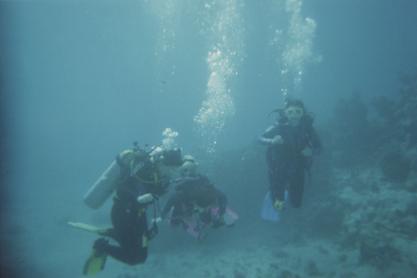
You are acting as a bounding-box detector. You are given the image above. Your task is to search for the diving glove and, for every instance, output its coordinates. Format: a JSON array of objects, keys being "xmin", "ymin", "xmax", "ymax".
[
  {"xmin": 273, "ymin": 199, "xmax": 285, "ymax": 211},
  {"xmin": 137, "ymin": 193, "xmax": 154, "ymax": 204}
]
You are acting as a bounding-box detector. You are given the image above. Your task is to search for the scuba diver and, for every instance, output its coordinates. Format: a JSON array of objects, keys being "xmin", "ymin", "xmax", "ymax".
[
  {"xmin": 82, "ymin": 144, "xmax": 184, "ymax": 275},
  {"xmin": 161, "ymin": 156, "xmax": 237, "ymax": 239},
  {"xmin": 259, "ymin": 99, "xmax": 321, "ymax": 216}
]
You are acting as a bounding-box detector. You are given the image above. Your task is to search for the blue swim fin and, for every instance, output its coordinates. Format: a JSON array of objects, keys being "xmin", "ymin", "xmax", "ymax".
[
  {"xmin": 261, "ymin": 191, "xmax": 279, "ymax": 222},
  {"xmin": 260, "ymin": 191, "xmax": 288, "ymax": 222}
]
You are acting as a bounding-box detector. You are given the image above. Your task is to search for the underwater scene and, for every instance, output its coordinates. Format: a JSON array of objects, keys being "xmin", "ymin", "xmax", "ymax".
[{"xmin": 1, "ymin": 0, "xmax": 417, "ymax": 277}]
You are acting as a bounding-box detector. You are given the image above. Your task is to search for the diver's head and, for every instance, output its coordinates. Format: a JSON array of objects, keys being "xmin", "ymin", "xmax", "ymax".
[
  {"xmin": 150, "ymin": 147, "xmax": 183, "ymax": 180},
  {"xmin": 150, "ymin": 147, "xmax": 183, "ymax": 166},
  {"xmin": 161, "ymin": 148, "xmax": 183, "ymax": 167},
  {"xmin": 180, "ymin": 155, "xmax": 198, "ymax": 177},
  {"xmin": 284, "ymin": 99, "xmax": 305, "ymax": 126}
]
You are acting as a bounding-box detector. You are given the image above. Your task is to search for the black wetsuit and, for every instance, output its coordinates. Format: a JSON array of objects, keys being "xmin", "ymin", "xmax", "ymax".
[
  {"xmin": 162, "ymin": 175, "xmax": 227, "ymax": 226},
  {"xmin": 259, "ymin": 115, "xmax": 321, "ymax": 208},
  {"xmin": 100, "ymin": 155, "xmax": 166, "ymax": 265}
]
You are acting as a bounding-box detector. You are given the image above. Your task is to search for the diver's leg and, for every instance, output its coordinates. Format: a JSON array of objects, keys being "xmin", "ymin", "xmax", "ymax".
[
  {"xmin": 268, "ymin": 162, "xmax": 287, "ymax": 202},
  {"xmin": 288, "ymin": 166, "xmax": 305, "ymax": 208},
  {"xmin": 104, "ymin": 241, "xmax": 147, "ymax": 265},
  {"xmin": 98, "ymin": 203, "xmax": 148, "ymax": 265},
  {"xmin": 170, "ymin": 205, "xmax": 184, "ymax": 226}
]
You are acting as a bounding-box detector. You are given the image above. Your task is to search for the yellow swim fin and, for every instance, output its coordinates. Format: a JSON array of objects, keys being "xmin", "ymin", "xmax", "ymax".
[{"xmin": 82, "ymin": 249, "xmax": 107, "ymax": 276}]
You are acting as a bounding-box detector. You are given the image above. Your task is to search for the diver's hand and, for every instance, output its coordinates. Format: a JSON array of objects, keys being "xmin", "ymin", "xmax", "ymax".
[
  {"xmin": 271, "ymin": 135, "xmax": 284, "ymax": 145},
  {"xmin": 302, "ymin": 147, "xmax": 313, "ymax": 157},
  {"xmin": 273, "ymin": 199, "xmax": 285, "ymax": 211},
  {"xmin": 137, "ymin": 193, "xmax": 154, "ymax": 204}
]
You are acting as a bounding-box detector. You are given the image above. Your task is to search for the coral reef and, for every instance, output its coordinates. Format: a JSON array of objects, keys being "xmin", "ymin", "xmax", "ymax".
[
  {"xmin": 372, "ymin": 71, "xmax": 417, "ymax": 149},
  {"xmin": 330, "ymin": 71, "xmax": 417, "ymax": 172},
  {"xmin": 309, "ymin": 80, "xmax": 417, "ymax": 274},
  {"xmin": 359, "ymin": 236, "xmax": 402, "ymax": 269},
  {"xmin": 333, "ymin": 167, "xmax": 417, "ymax": 275},
  {"xmin": 330, "ymin": 93, "xmax": 377, "ymax": 167},
  {"xmin": 379, "ymin": 151, "xmax": 411, "ymax": 182}
]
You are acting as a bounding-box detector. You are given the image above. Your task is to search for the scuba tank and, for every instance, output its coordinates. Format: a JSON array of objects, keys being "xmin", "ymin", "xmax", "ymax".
[
  {"xmin": 83, "ymin": 142, "xmax": 150, "ymax": 209},
  {"xmin": 83, "ymin": 159, "xmax": 121, "ymax": 209}
]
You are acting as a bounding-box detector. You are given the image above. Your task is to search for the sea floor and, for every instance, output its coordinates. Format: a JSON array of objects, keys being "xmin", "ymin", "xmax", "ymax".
[
  {"xmin": 8, "ymin": 209, "xmax": 415, "ymax": 278},
  {"xmin": 5, "ymin": 167, "xmax": 417, "ymax": 278}
]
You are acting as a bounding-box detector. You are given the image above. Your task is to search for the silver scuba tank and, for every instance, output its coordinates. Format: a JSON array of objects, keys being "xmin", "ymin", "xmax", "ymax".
[
  {"xmin": 83, "ymin": 147, "xmax": 149, "ymax": 209},
  {"xmin": 83, "ymin": 160, "xmax": 121, "ymax": 209}
]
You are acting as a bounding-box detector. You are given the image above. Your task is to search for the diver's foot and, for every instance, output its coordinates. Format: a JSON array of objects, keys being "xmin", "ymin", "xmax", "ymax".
[
  {"xmin": 273, "ymin": 200, "xmax": 285, "ymax": 211},
  {"xmin": 93, "ymin": 238, "xmax": 109, "ymax": 255}
]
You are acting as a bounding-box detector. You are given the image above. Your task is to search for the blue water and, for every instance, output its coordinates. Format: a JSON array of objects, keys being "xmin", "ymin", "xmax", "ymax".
[{"xmin": 1, "ymin": 1, "xmax": 417, "ymax": 277}]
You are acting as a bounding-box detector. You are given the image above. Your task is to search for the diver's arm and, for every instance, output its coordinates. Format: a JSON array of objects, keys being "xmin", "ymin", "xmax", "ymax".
[
  {"xmin": 203, "ymin": 177, "xmax": 228, "ymax": 213},
  {"xmin": 303, "ymin": 115, "xmax": 322, "ymax": 154},
  {"xmin": 116, "ymin": 148, "xmax": 149, "ymax": 179},
  {"xmin": 259, "ymin": 125, "xmax": 280, "ymax": 145},
  {"xmin": 161, "ymin": 193, "xmax": 181, "ymax": 219},
  {"xmin": 168, "ymin": 176, "xmax": 199, "ymax": 189},
  {"xmin": 115, "ymin": 151, "xmax": 132, "ymax": 178},
  {"xmin": 309, "ymin": 127, "xmax": 322, "ymax": 155}
]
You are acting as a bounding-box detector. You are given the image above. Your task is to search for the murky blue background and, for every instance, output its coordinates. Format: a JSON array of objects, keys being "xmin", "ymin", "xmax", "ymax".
[{"xmin": 1, "ymin": 0, "xmax": 417, "ymax": 277}]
